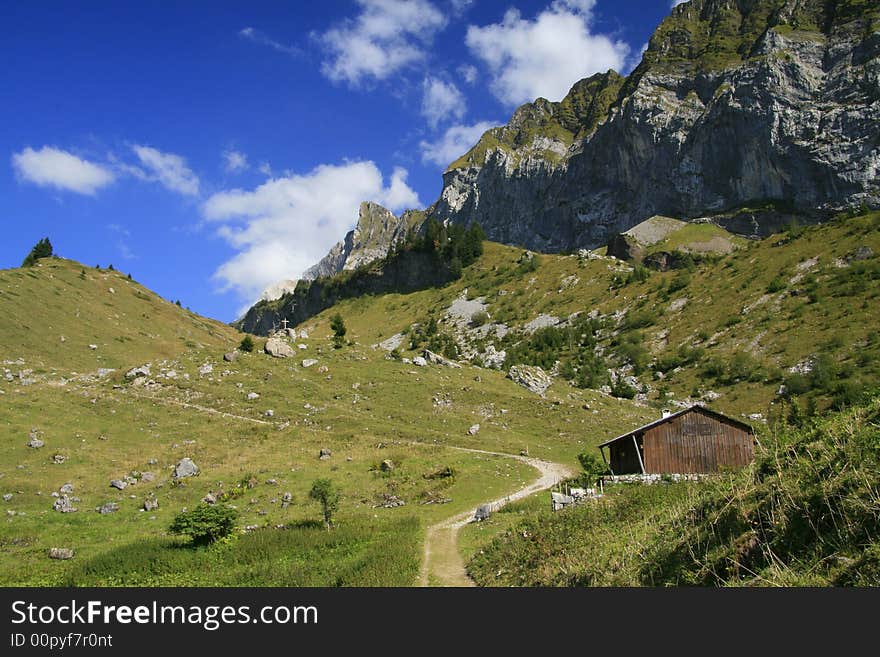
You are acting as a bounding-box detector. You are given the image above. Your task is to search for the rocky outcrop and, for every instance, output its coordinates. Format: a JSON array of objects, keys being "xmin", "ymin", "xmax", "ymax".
[
  {"xmin": 302, "ymin": 202, "xmax": 423, "ymax": 281},
  {"xmin": 428, "ymin": 0, "xmax": 880, "ymax": 249},
  {"xmin": 507, "ymin": 365, "xmax": 552, "ymax": 395}
]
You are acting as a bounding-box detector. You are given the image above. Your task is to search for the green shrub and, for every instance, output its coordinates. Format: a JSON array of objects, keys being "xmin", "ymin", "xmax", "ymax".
[
  {"xmin": 309, "ymin": 478, "xmax": 340, "ymax": 529},
  {"xmin": 239, "ymin": 335, "xmax": 255, "ymax": 352},
  {"xmin": 168, "ymin": 503, "xmax": 238, "ymax": 545},
  {"xmin": 470, "ymin": 310, "xmax": 490, "ymax": 327}
]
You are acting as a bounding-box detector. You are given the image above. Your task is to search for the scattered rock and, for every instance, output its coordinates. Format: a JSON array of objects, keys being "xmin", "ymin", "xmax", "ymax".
[
  {"xmin": 376, "ymin": 493, "xmax": 405, "ymax": 508},
  {"xmin": 48, "ymin": 548, "xmax": 75, "ymax": 560},
  {"xmin": 52, "ymin": 495, "xmax": 77, "ymax": 513},
  {"xmin": 474, "ymin": 504, "xmax": 491, "ymax": 521},
  {"xmin": 317, "ymin": 365, "xmax": 329, "ymax": 373},
  {"xmin": 265, "ymin": 338, "xmax": 294, "ymax": 358},
  {"xmin": 125, "ymin": 365, "xmax": 151, "ymax": 380},
  {"xmin": 140, "ymin": 471, "xmax": 156, "ymax": 482},
  {"xmin": 849, "ymin": 246, "xmax": 874, "ymax": 262},
  {"xmin": 223, "ymin": 351, "xmax": 239, "ymax": 363},
  {"xmin": 380, "ymin": 459, "xmax": 395, "ymax": 472},
  {"xmin": 478, "ymin": 345, "xmax": 506, "ymax": 369},
  {"xmin": 265, "ymin": 409, "xmax": 274, "ymax": 417},
  {"xmin": 27, "ymin": 437, "xmax": 44, "ymax": 449},
  {"xmin": 109, "ymin": 479, "xmax": 127, "ymax": 490},
  {"xmin": 202, "ymin": 492, "xmax": 217, "ymax": 505},
  {"xmin": 467, "ymin": 424, "xmax": 480, "ymax": 436},
  {"xmin": 281, "ymin": 492, "xmax": 293, "ymax": 509},
  {"xmin": 507, "ymin": 365, "xmax": 552, "ymax": 395},
  {"xmin": 143, "ymin": 498, "xmax": 159, "ymax": 511},
  {"xmin": 298, "ymin": 344, "xmax": 308, "ymax": 350},
  {"xmin": 319, "ymin": 448, "xmax": 332, "ymax": 460},
  {"xmin": 302, "ymin": 358, "xmax": 319, "ymax": 368},
  {"xmin": 2, "ymin": 494, "xmax": 12, "ymax": 502},
  {"xmin": 247, "ymin": 392, "xmax": 260, "ymax": 400},
  {"xmin": 89, "ymin": 344, "xmax": 98, "ymax": 350},
  {"xmin": 412, "ymin": 356, "xmax": 427, "ymax": 367},
  {"xmin": 423, "ymin": 349, "xmax": 462, "ymax": 368},
  {"xmin": 172, "ymin": 458, "xmax": 199, "ymax": 479},
  {"xmin": 198, "ymin": 363, "xmax": 213, "ymax": 376},
  {"xmin": 59, "ymin": 483, "xmax": 74, "ymax": 494},
  {"xmin": 51, "ymin": 453, "xmax": 66, "ymax": 464},
  {"xmin": 97, "ymin": 502, "xmax": 119, "ymax": 514}
]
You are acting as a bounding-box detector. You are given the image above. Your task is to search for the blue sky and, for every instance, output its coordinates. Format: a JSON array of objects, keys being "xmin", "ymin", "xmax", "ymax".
[{"xmin": 1, "ymin": 0, "xmax": 678, "ymax": 321}]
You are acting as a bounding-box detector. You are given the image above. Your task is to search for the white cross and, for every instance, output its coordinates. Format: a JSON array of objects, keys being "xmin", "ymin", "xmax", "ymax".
[{"xmin": 281, "ymin": 318, "xmax": 289, "ymax": 331}]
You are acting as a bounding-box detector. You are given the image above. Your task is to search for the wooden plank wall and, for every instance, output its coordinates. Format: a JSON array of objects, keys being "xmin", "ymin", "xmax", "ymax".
[{"xmin": 643, "ymin": 410, "xmax": 753, "ymax": 474}]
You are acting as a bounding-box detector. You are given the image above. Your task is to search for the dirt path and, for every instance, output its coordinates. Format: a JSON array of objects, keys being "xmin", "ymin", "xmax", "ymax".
[
  {"xmin": 417, "ymin": 446, "xmax": 575, "ymax": 587},
  {"xmin": 112, "ymin": 392, "xmax": 571, "ymax": 587},
  {"xmin": 125, "ymin": 391, "xmax": 275, "ymax": 426}
]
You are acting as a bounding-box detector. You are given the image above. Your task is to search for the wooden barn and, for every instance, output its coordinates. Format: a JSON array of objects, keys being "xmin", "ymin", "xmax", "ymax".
[{"xmin": 597, "ymin": 406, "xmax": 755, "ymax": 475}]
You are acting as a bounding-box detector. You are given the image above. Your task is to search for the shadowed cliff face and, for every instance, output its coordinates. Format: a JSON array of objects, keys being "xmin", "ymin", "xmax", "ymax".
[
  {"xmin": 237, "ymin": 250, "xmax": 456, "ymax": 335},
  {"xmin": 428, "ymin": 0, "xmax": 880, "ymax": 250}
]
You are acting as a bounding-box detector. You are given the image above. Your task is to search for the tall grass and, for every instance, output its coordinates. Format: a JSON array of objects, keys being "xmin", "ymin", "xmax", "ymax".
[
  {"xmin": 62, "ymin": 517, "xmax": 421, "ymax": 587},
  {"xmin": 469, "ymin": 398, "xmax": 880, "ymax": 586}
]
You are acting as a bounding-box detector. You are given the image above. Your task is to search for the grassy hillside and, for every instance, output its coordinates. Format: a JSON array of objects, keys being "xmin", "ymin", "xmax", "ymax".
[
  {"xmin": 0, "ymin": 257, "xmax": 239, "ymax": 373},
  {"xmin": 310, "ymin": 211, "xmax": 880, "ymax": 420},
  {"xmin": 0, "ymin": 258, "xmax": 652, "ymax": 584},
  {"xmin": 3, "ymin": 212, "xmax": 878, "ymax": 586},
  {"xmin": 465, "ymin": 396, "xmax": 880, "ymax": 586}
]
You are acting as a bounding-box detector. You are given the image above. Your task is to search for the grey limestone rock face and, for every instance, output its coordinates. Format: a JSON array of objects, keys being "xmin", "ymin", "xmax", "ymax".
[
  {"xmin": 302, "ymin": 202, "xmax": 416, "ymax": 281},
  {"xmin": 428, "ymin": 1, "xmax": 879, "ymax": 250}
]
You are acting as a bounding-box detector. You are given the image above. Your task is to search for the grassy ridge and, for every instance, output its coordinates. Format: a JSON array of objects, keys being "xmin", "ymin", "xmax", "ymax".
[
  {"xmin": 466, "ymin": 398, "xmax": 880, "ymax": 586},
  {"xmin": 0, "ymin": 258, "xmax": 238, "ymax": 372}
]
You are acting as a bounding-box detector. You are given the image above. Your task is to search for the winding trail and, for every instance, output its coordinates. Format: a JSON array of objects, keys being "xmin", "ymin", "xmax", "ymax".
[
  {"xmin": 417, "ymin": 446, "xmax": 575, "ymax": 587},
  {"xmin": 115, "ymin": 389, "xmax": 573, "ymax": 587}
]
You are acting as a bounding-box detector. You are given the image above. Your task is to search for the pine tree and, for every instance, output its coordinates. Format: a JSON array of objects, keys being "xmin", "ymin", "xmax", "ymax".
[{"xmin": 21, "ymin": 237, "xmax": 53, "ymax": 267}]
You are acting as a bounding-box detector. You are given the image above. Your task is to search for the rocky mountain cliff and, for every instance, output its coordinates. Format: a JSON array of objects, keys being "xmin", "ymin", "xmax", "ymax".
[
  {"xmin": 302, "ymin": 202, "xmax": 424, "ymax": 281},
  {"xmin": 428, "ymin": 0, "xmax": 879, "ymax": 250}
]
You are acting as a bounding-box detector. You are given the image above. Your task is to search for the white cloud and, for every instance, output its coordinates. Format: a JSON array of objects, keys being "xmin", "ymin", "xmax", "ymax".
[
  {"xmin": 465, "ymin": 0, "xmax": 629, "ymax": 106},
  {"xmin": 258, "ymin": 162, "xmax": 272, "ymax": 176},
  {"xmin": 203, "ymin": 161, "xmax": 421, "ymax": 303},
  {"xmin": 132, "ymin": 145, "xmax": 200, "ymax": 196},
  {"xmin": 318, "ymin": 0, "xmax": 447, "ymax": 85},
  {"xmin": 239, "ymin": 27, "xmax": 300, "ymax": 56},
  {"xmin": 11, "ymin": 146, "xmax": 115, "ymax": 195},
  {"xmin": 671, "ymin": 1, "xmax": 689, "ymax": 7},
  {"xmin": 223, "ymin": 150, "xmax": 249, "ymax": 173},
  {"xmin": 421, "ymin": 77, "xmax": 466, "ymax": 129},
  {"xmin": 458, "ymin": 64, "xmax": 478, "ymax": 85},
  {"xmin": 420, "ymin": 121, "xmax": 498, "ymax": 168}
]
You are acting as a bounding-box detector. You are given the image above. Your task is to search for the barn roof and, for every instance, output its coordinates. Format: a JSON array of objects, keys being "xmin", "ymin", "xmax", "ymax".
[{"xmin": 597, "ymin": 405, "xmax": 753, "ymax": 448}]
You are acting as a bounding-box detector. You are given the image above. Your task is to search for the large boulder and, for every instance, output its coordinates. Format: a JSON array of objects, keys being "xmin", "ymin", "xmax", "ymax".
[
  {"xmin": 264, "ymin": 338, "xmax": 294, "ymax": 358},
  {"xmin": 223, "ymin": 351, "xmax": 239, "ymax": 362},
  {"xmin": 507, "ymin": 365, "xmax": 552, "ymax": 395},
  {"xmin": 173, "ymin": 457, "xmax": 199, "ymax": 479}
]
